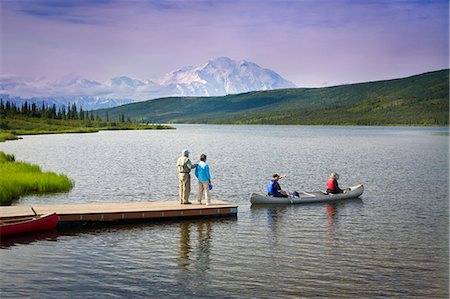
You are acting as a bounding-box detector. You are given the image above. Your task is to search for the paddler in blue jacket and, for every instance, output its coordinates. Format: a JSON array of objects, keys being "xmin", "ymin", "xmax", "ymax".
[{"xmin": 267, "ymin": 174, "xmax": 289, "ymax": 197}]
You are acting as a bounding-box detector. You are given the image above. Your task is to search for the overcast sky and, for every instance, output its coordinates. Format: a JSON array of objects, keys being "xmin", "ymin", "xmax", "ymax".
[{"xmin": 1, "ymin": 0, "xmax": 448, "ymax": 87}]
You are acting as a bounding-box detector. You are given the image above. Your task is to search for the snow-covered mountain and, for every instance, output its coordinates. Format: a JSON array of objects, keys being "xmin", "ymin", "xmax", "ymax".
[
  {"xmin": 159, "ymin": 57, "xmax": 296, "ymax": 96},
  {"xmin": 1, "ymin": 57, "xmax": 296, "ymax": 110}
]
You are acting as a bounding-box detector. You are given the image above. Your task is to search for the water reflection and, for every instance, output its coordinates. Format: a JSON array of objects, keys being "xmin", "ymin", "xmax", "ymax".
[
  {"xmin": 265, "ymin": 206, "xmax": 289, "ymax": 245},
  {"xmin": 326, "ymin": 203, "xmax": 337, "ymax": 246},
  {"xmin": 177, "ymin": 221, "xmax": 211, "ymax": 273},
  {"xmin": 250, "ymin": 204, "xmax": 291, "ymax": 245},
  {"xmin": 0, "ymin": 229, "xmax": 58, "ymax": 249},
  {"xmin": 266, "ymin": 208, "xmax": 278, "ymax": 244},
  {"xmin": 251, "ymin": 199, "xmax": 364, "ymax": 246},
  {"xmin": 1, "ymin": 126, "xmax": 447, "ymax": 298},
  {"xmin": 178, "ymin": 222, "xmax": 191, "ymax": 269}
]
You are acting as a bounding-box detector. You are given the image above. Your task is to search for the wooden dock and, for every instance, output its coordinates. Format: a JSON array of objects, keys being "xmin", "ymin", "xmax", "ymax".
[{"xmin": 0, "ymin": 200, "xmax": 238, "ymax": 224}]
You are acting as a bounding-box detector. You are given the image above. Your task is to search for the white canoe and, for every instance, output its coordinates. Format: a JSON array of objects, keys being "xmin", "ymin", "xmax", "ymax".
[{"xmin": 250, "ymin": 183, "xmax": 364, "ymax": 204}]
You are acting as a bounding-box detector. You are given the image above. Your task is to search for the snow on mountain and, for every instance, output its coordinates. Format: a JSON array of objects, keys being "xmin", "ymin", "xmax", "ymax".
[
  {"xmin": 159, "ymin": 57, "xmax": 296, "ymax": 96},
  {"xmin": 50, "ymin": 76, "xmax": 102, "ymax": 88},
  {"xmin": 1, "ymin": 57, "xmax": 296, "ymax": 109},
  {"xmin": 109, "ymin": 76, "xmax": 147, "ymax": 88}
]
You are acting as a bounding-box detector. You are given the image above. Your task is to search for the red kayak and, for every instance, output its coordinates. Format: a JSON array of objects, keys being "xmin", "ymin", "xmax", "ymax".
[{"xmin": 0, "ymin": 213, "xmax": 58, "ymax": 237}]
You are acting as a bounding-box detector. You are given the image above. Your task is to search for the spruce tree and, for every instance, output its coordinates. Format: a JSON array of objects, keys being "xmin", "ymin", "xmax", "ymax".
[
  {"xmin": 62, "ymin": 105, "xmax": 67, "ymax": 120},
  {"xmin": 67, "ymin": 103, "xmax": 71, "ymax": 119},
  {"xmin": 79, "ymin": 106, "xmax": 84, "ymax": 120},
  {"xmin": 51, "ymin": 104, "xmax": 57, "ymax": 119},
  {"xmin": 72, "ymin": 103, "xmax": 78, "ymax": 120},
  {"xmin": 0, "ymin": 99, "xmax": 4, "ymax": 115},
  {"xmin": 5, "ymin": 101, "xmax": 11, "ymax": 114}
]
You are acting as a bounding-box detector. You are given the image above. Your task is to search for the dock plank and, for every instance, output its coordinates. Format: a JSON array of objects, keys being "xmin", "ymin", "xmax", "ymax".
[
  {"xmin": 1, "ymin": 200, "xmax": 238, "ymax": 223},
  {"xmin": 0, "ymin": 206, "xmax": 36, "ymax": 218}
]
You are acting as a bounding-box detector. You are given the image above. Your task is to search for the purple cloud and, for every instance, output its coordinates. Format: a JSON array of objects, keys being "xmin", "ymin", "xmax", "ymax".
[{"xmin": 1, "ymin": 0, "xmax": 448, "ymax": 87}]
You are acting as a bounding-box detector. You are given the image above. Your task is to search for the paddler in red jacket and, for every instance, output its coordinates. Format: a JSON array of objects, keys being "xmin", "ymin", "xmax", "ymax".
[{"xmin": 326, "ymin": 172, "xmax": 343, "ymax": 194}]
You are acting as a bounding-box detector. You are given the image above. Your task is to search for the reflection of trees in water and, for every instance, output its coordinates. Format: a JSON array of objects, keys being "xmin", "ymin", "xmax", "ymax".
[{"xmin": 177, "ymin": 221, "xmax": 211, "ymax": 275}]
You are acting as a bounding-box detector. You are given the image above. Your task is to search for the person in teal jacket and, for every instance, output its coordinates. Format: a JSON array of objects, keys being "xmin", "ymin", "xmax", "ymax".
[{"xmin": 195, "ymin": 154, "xmax": 212, "ymax": 205}]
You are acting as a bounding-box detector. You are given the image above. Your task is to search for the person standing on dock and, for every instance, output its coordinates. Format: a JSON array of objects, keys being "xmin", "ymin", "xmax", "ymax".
[
  {"xmin": 177, "ymin": 149, "xmax": 198, "ymax": 204},
  {"xmin": 195, "ymin": 154, "xmax": 212, "ymax": 205}
]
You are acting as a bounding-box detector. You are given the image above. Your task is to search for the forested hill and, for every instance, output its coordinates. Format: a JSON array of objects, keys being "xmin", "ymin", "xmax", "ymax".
[{"xmin": 98, "ymin": 69, "xmax": 449, "ymax": 126}]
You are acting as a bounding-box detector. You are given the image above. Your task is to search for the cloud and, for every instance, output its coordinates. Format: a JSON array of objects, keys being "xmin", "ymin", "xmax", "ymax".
[
  {"xmin": 5, "ymin": 0, "xmax": 114, "ymax": 25},
  {"xmin": 1, "ymin": 0, "xmax": 448, "ymax": 87}
]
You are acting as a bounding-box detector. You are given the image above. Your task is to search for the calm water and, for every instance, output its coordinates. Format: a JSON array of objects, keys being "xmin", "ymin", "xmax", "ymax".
[{"xmin": 0, "ymin": 125, "xmax": 448, "ymax": 298}]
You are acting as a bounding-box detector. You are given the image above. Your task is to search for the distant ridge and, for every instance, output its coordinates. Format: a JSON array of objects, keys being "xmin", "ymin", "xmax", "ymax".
[
  {"xmin": 97, "ymin": 69, "xmax": 449, "ymax": 126},
  {"xmin": 1, "ymin": 57, "xmax": 295, "ymax": 110}
]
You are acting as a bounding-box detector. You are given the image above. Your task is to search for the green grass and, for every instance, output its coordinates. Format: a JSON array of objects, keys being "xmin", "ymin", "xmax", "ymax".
[
  {"xmin": 0, "ymin": 132, "xmax": 19, "ymax": 142},
  {"xmin": 98, "ymin": 69, "xmax": 449, "ymax": 126},
  {"xmin": 0, "ymin": 151, "xmax": 74, "ymax": 205}
]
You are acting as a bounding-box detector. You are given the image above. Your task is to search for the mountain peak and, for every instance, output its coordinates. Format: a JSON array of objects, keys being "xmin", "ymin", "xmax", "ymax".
[
  {"xmin": 206, "ymin": 56, "xmax": 235, "ymax": 67},
  {"xmin": 206, "ymin": 57, "xmax": 257, "ymax": 69},
  {"xmin": 160, "ymin": 57, "xmax": 296, "ymax": 95},
  {"xmin": 209, "ymin": 56, "xmax": 234, "ymax": 63}
]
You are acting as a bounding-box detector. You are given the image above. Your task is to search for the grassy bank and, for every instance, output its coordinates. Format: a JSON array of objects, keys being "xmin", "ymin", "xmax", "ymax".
[
  {"xmin": 0, "ymin": 116, "xmax": 174, "ymax": 142},
  {"xmin": 0, "ymin": 151, "xmax": 74, "ymax": 205},
  {"xmin": 0, "ymin": 132, "xmax": 19, "ymax": 142}
]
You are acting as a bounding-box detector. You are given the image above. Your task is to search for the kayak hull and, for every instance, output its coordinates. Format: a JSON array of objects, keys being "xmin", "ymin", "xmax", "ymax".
[
  {"xmin": 250, "ymin": 184, "xmax": 364, "ymax": 204},
  {"xmin": 0, "ymin": 213, "xmax": 58, "ymax": 236}
]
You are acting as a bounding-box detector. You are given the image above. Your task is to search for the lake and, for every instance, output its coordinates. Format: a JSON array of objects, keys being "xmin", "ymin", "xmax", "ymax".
[{"xmin": 0, "ymin": 125, "xmax": 448, "ymax": 298}]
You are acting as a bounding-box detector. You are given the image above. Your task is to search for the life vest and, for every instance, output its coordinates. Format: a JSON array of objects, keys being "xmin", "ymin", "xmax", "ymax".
[
  {"xmin": 267, "ymin": 181, "xmax": 277, "ymax": 195},
  {"xmin": 327, "ymin": 177, "xmax": 336, "ymax": 190}
]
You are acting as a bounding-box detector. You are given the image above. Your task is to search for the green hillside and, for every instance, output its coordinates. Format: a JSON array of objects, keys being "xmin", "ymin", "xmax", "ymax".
[{"xmin": 98, "ymin": 69, "xmax": 449, "ymax": 126}]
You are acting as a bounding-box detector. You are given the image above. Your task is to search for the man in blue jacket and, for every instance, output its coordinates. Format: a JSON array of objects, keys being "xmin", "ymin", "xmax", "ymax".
[
  {"xmin": 195, "ymin": 154, "xmax": 212, "ymax": 205},
  {"xmin": 267, "ymin": 173, "xmax": 289, "ymax": 197}
]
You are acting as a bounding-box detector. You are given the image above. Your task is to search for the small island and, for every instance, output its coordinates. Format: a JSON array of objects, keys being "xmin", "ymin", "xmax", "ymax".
[
  {"xmin": 0, "ymin": 151, "xmax": 74, "ymax": 205},
  {"xmin": 0, "ymin": 100, "xmax": 174, "ymax": 142}
]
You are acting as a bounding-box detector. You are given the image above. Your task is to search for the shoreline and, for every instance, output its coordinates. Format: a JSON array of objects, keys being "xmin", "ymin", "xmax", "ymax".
[
  {"xmin": 167, "ymin": 122, "xmax": 450, "ymax": 127},
  {"xmin": 2, "ymin": 123, "xmax": 448, "ymax": 143},
  {"xmin": 0, "ymin": 124, "xmax": 175, "ymax": 143}
]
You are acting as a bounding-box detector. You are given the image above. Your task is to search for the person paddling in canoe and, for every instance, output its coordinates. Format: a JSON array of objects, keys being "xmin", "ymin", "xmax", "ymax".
[
  {"xmin": 267, "ymin": 174, "xmax": 290, "ymax": 197},
  {"xmin": 326, "ymin": 172, "xmax": 344, "ymax": 194}
]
